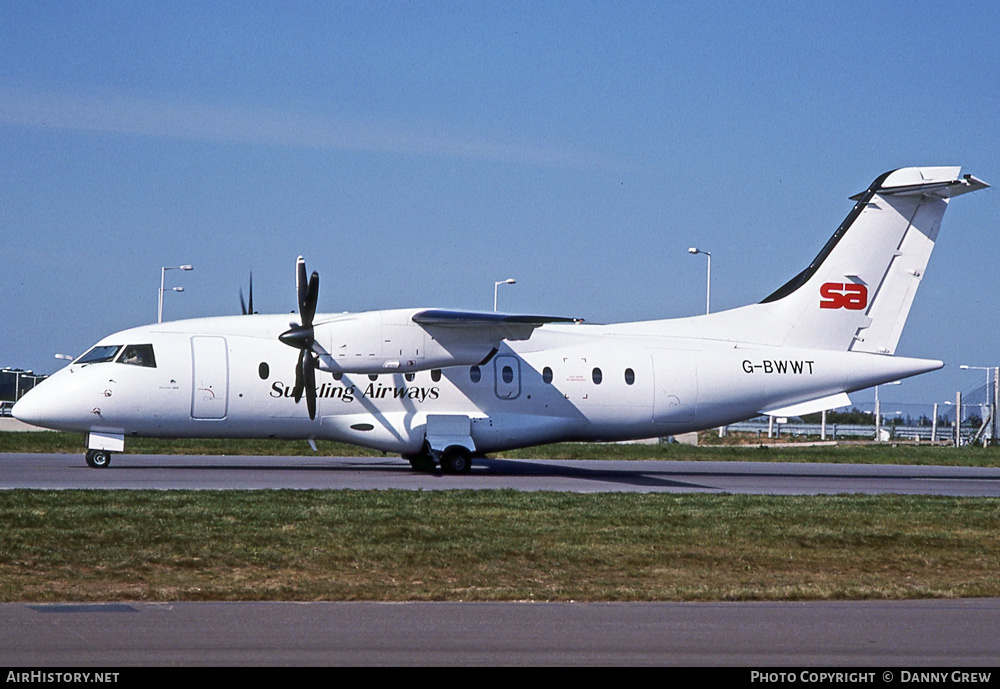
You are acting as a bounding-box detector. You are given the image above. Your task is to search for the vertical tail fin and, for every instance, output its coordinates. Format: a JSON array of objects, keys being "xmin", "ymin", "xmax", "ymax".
[{"xmin": 759, "ymin": 167, "xmax": 987, "ymax": 353}]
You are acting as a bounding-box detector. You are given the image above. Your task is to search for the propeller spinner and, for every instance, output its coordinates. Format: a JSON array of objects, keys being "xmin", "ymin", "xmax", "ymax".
[{"xmin": 279, "ymin": 256, "xmax": 320, "ymax": 420}]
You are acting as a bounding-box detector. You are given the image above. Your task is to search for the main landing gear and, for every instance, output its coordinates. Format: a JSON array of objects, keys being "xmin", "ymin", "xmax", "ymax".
[
  {"xmin": 405, "ymin": 445, "xmax": 473, "ymax": 474},
  {"xmin": 85, "ymin": 450, "xmax": 113, "ymax": 468},
  {"xmin": 440, "ymin": 446, "xmax": 472, "ymax": 474}
]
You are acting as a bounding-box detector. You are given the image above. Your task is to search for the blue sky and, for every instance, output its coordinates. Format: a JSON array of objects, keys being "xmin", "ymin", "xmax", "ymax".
[{"xmin": 2, "ymin": 1, "xmax": 998, "ymax": 413}]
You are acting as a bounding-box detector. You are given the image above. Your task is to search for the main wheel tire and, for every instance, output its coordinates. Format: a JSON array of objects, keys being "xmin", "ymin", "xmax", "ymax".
[
  {"xmin": 85, "ymin": 450, "xmax": 112, "ymax": 469},
  {"xmin": 440, "ymin": 447, "xmax": 472, "ymax": 475}
]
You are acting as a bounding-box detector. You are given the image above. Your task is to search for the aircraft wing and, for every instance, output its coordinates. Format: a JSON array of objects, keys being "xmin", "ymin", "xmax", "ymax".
[{"xmin": 412, "ymin": 309, "xmax": 583, "ymax": 342}]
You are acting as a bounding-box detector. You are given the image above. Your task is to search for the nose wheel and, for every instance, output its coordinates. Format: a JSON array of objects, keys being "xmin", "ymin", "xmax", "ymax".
[{"xmin": 85, "ymin": 450, "xmax": 112, "ymax": 468}]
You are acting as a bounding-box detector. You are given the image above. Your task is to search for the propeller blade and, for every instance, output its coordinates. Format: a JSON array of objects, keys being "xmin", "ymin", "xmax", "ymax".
[
  {"xmin": 283, "ymin": 256, "xmax": 320, "ymax": 420},
  {"xmin": 239, "ymin": 272, "xmax": 255, "ymax": 315},
  {"xmin": 292, "ymin": 350, "xmax": 305, "ymax": 403},
  {"xmin": 303, "ymin": 353, "xmax": 317, "ymax": 420},
  {"xmin": 296, "ymin": 256, "xmax": 308, "ymax": 318},
  {"xmin": 296, "ymin": 256, "xmax": 319, "ymax": 327},
  {"xmin": 303, "ymin": 271, "xmax": 318, "ymax": 326}
]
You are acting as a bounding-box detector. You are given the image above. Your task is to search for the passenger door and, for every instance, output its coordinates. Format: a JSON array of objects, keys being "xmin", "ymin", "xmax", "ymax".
[{"xmin": 191, "ymin": 336, "xmax": 229, "ymax": 419}]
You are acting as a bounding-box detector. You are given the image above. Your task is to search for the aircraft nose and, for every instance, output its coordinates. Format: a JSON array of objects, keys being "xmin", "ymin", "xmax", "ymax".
[
  {"xmin": 11, "ymin": 390, "xmax": 46, "ymax": 428},
  {"xmin": 11, "ymin": 380, "xmax": 83, "ymax": 431}
]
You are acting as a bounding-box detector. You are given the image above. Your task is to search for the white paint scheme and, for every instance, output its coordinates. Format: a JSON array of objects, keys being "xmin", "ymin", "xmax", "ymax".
[{"xmin": 12, "ymin": 167, "xmax": 988, "ymax": 472}]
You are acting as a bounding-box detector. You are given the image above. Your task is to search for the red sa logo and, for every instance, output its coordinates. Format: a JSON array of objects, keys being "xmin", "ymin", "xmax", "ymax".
[{"xmin": 819, "ymin": 282, "xmax": 868, "ymax": 310}]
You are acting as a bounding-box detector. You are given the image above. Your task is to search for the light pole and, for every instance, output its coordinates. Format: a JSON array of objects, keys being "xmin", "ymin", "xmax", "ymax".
[
  {"xmin": 494, "ymin": 278, "xmax": 516, "ymax": 312},
  {"xmin": 873, "ymin": 380, "xmax": 901, "ymax": 441},
  {"xmin": 688, "ymin": 247, "xmax": 711, "ymax": 314},
  {"xmin": 942, "ymin": 399, "xmax": 964, "ymax": 446},
  {"xmin": 159, "ymin": 265, "xmax": 193, "ymax": 323},
  {"xmin": 960, "ymin": 364, "xmax": 998, "ymax": 444}
]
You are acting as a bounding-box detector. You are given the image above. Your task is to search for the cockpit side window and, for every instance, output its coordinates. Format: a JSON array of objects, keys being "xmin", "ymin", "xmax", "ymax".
[
  {"xmin": 117, "ymin": 344, "xmax": 157, "ymax": 368},
  {"xmin": 75, "ymin": 345, "xmax": 122, "ymax": 365}
]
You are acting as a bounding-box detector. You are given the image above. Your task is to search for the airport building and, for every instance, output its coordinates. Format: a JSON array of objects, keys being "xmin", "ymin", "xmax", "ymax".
[{"xmin": 0, "ymin": 368, "xmax": 47, "ymax": 416}]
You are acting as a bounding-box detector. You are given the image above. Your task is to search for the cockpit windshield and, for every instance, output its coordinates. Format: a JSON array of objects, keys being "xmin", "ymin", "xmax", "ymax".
[
  {"xmin": 73, "ymin": 344, "xmax": 157, "ymax": 368},
  {"xmin": 118, "ymin": 344, "xmax": 156, "ymax": 368},
  {"xmin": 75, "ymin": 345, "xmax": 122, "ymax": 365}
]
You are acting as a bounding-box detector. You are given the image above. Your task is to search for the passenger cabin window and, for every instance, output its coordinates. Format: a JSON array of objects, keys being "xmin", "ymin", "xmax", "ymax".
[
  {"xmin": 118, "ymin": 344, "xmax": 157, "ymax": 368},
  {"xmin": 75, "ymin": 345, "xmax": 122, "ymax": 365},
  {"xmin": 501, "ymin": 365, "xmax": 514, "ymax": 384},
  {"xmin": 542, "ymin": 367, "xmax": 553, "ymax": 384},
  {"xmin": 469, "ymin": 366, "xmax": 481, "ymax": 383},
  {"xmin": 592, "ymin": 367, "xmax": 602, "ymax": 384},
  {"xmin": 404, "ymin": 373, "xmax": 415, "ymax": 382},
  {"xmin": 431, "ymin": 369, "xmax": 442, "ymax": 382},
  {"xmin": 624, "ymin": 368, "xmax": 635, "ymax": 385}
]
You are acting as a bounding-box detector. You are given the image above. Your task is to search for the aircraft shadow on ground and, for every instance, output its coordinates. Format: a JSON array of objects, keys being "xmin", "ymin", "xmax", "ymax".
[{"xmin": 101, "ymin": 454, "xmax": 712, "ymax": 490}]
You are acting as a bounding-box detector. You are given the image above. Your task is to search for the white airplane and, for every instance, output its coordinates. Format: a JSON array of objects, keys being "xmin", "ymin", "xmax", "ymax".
[{"xmin": 13, "ymin": 166, "xmax": 988, "ymax": 473}]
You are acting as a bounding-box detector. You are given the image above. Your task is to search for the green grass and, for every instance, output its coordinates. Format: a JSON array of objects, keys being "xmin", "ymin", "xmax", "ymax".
[
  {"xmin": 3, "ymin": 431, "xmax": 999, "ymax": 466},
  {"xmin": 1, "ymin": 490, "xmax": 997, "ymax": 602},
  {"xmin": 4, "ymin": 433, "xmax": 999, "ymax": 603}
]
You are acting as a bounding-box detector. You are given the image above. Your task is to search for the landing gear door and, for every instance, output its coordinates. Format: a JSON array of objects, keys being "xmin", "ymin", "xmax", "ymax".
[
  {"xmin": 425, "ymin": 414, "xmax": 475, "ymax": 453},
  {"xmin": 191, "ymin": 336, "xmax": 229, "ymax": 419}
]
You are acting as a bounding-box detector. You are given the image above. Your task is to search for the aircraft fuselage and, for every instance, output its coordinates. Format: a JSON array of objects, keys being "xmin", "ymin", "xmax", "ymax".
[{"xmin": 14, "ymin": 312, "xmax": 940, "ymax": 456}]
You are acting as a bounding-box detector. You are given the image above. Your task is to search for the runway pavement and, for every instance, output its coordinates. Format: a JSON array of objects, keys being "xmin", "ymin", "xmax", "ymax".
[{"xmin": 3, "ymin": 452, "xmax": 1000, "ymax": 495}]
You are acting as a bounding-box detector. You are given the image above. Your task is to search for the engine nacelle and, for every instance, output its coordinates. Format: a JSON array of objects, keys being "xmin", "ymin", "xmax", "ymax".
[{"xmin": 313, "ymin": 309, "xmax": 499, "ymax": 374}]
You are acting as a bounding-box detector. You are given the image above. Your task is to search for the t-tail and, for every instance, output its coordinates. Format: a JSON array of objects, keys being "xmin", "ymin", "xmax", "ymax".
[
  {"xmin": 699, "ymin": 167, "xmax": 988, "ymax": 353},
  {"xmin": 688, "ymin": 167, "xmax": 988, "ymax": 419}
]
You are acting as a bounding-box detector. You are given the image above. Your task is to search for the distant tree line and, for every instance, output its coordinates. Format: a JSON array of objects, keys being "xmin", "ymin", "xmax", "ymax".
[{"xmin": 799, "ymin": 408, "xmax": 964, "ymax": 427}]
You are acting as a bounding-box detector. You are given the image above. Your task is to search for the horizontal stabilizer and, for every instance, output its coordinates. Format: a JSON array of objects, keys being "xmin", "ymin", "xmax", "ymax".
[
  {"xmin": 761, "ymin": 392, "xmax": 852, "ymax": 418},
  {"xmin": 849, "ymin": 170, "xmax": 988, "ymax": 200}
]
